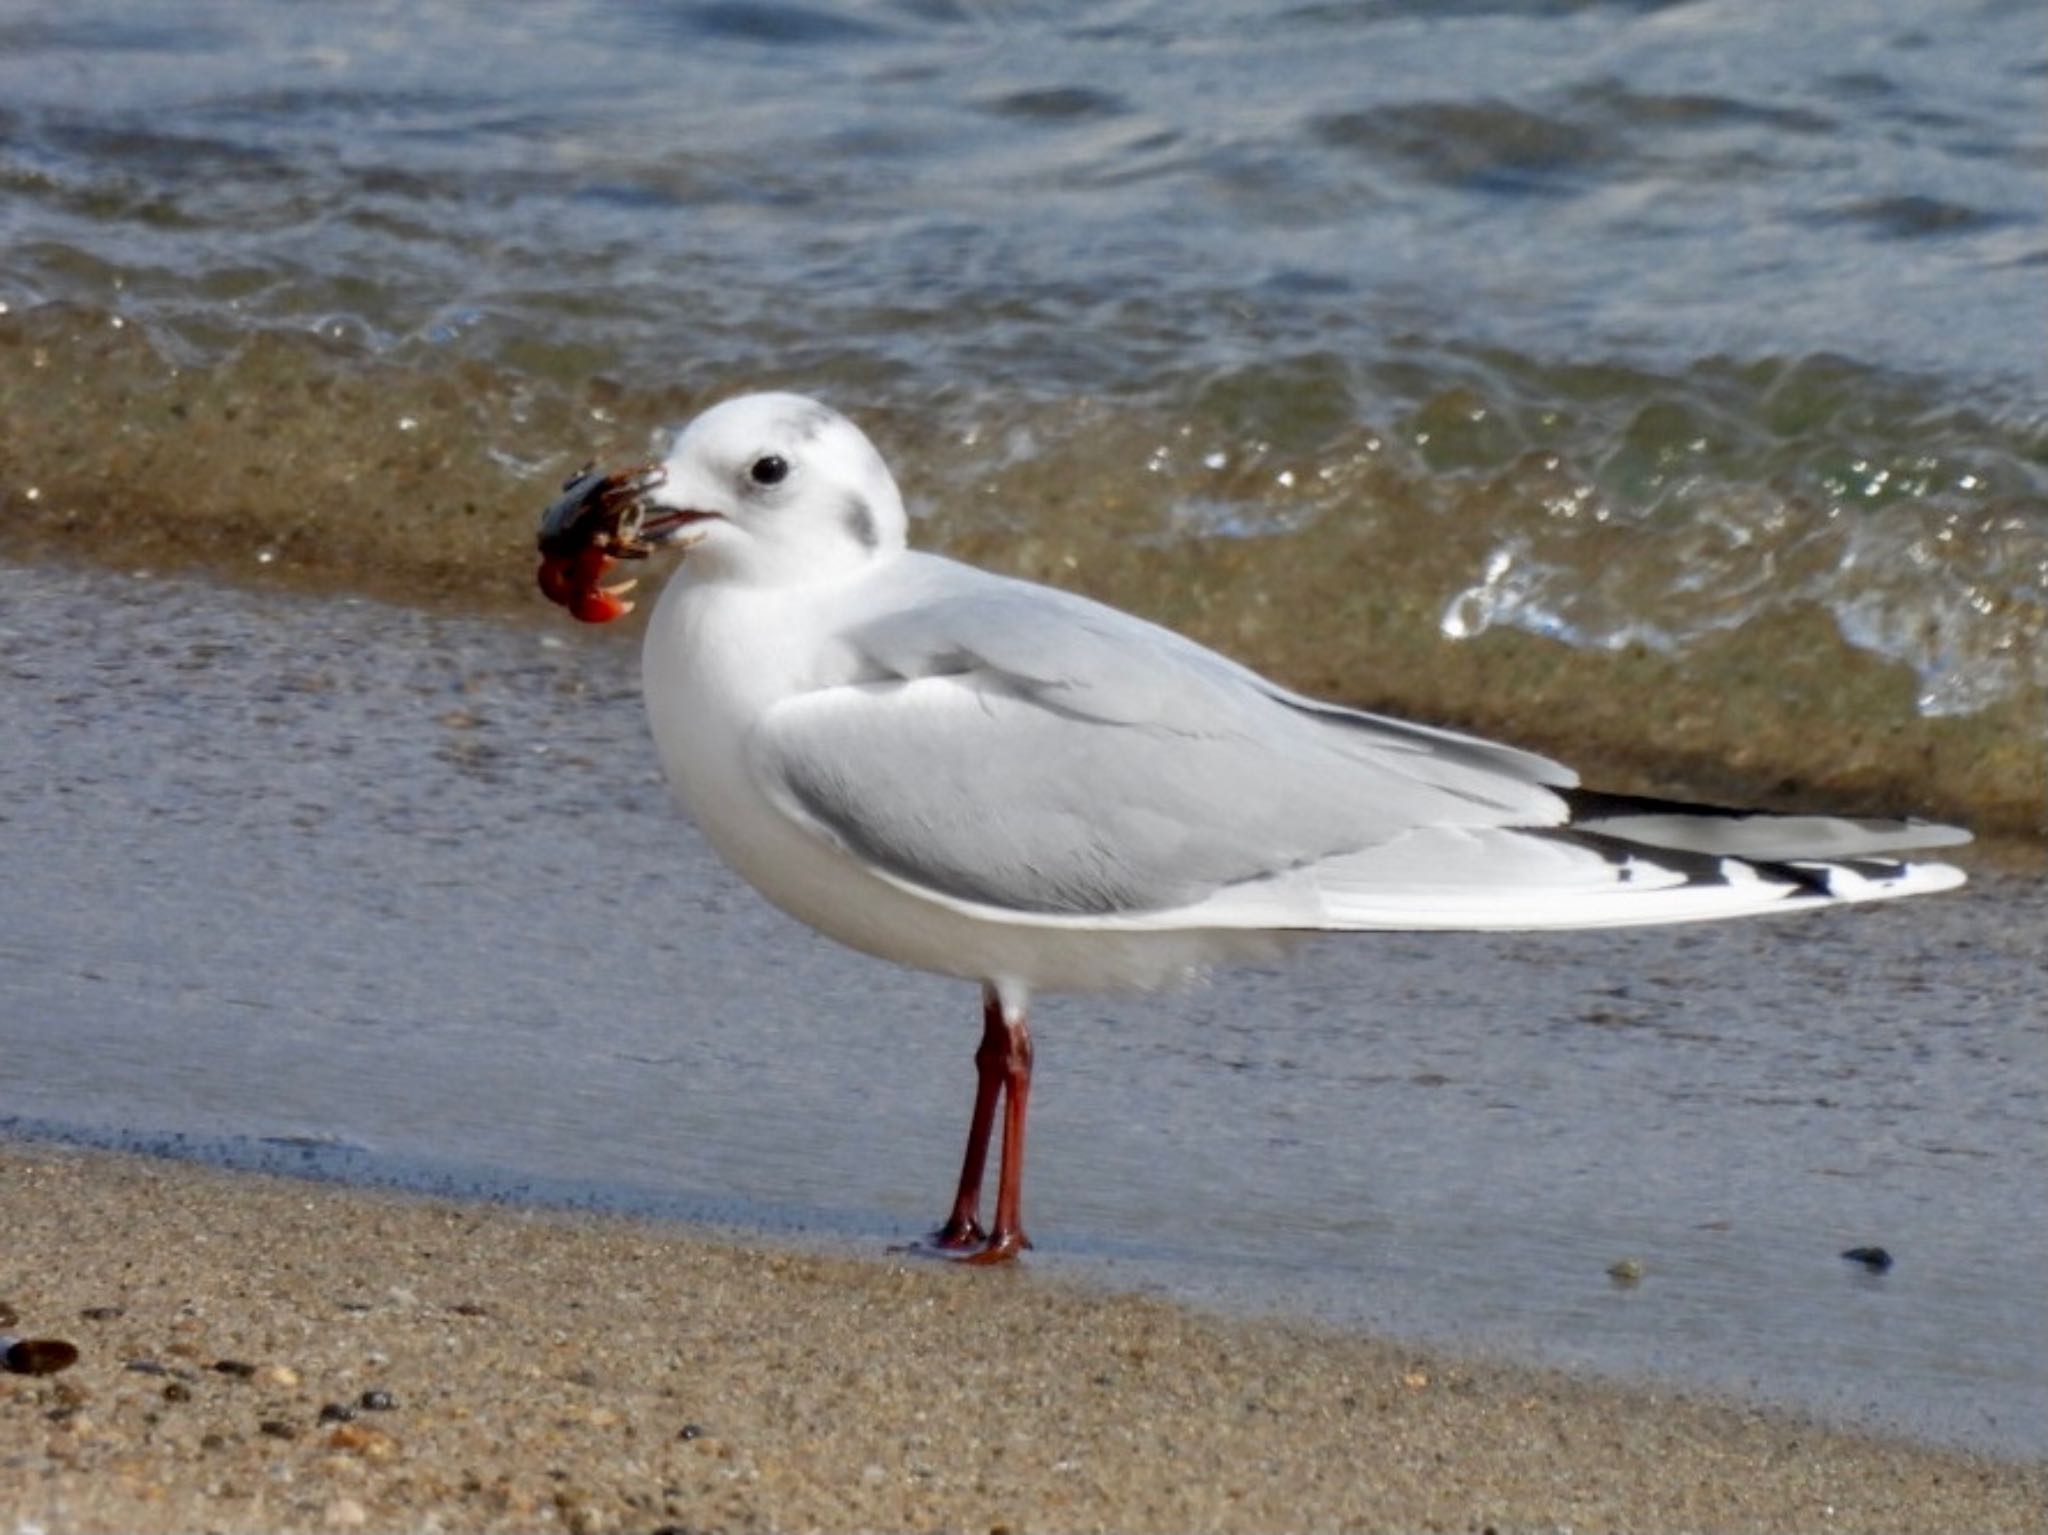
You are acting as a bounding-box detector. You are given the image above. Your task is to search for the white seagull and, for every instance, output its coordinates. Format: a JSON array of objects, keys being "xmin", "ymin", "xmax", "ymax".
[{"xmin": 537, "ymin": 391, "xmax": 1969, "ymax": 1263}]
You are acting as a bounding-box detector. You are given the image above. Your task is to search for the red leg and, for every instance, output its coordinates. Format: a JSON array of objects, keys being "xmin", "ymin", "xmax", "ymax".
[
  {"xmin": 929, "ymin": 986, "xmax": 1007, "ymax": 1250},
  {"xmin": 956, "ymin": 995, "xmax": 1033, "ymax": 1266}
]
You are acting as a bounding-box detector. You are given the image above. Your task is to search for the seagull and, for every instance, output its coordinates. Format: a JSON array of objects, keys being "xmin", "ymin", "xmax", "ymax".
[{"xmin": 540, "ymin": 391, "xmax": 1970, "ymax": 1264}]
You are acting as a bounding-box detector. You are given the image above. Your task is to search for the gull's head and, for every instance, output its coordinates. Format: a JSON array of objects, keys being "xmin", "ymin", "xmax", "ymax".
[{"xmin": 640, "ymin": 392, "xmax": 908, "ymax": 586}]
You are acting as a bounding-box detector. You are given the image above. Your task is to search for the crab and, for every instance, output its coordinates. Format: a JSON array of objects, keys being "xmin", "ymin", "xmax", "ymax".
[{"xmin": 534, "ymin": 462, "xmax": 671, "ymax": 623}]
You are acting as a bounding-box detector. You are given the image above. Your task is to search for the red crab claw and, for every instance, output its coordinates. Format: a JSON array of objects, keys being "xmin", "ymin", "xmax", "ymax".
[{"xmin": 537, "ymin": 544, "xmax": 639, "ymax": 624}]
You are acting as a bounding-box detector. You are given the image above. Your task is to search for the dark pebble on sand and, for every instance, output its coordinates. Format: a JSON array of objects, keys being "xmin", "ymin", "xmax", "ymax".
[
  {"xmin": 259, "ymin": 1419, "xmax": 299, "ymax": 1440},
  {"xmin": 1842, "ymin": 1246, "xmax": 1894, "ymax": 1272},
  {"xmin": 0, "ymin": 1302, "xmax": 17, "ymax": 1328},
  {"xmin": 359, "ymin": 1389, "xmax": 397, "ymax": 1411},
  {"xmin": 320, "ymin": 1402, "xmax": 358, "ymax": 1423},
  {"xmin": 163, "ymin": 1381, "xmax": 193, "ymax": 1402},
  {"xmin": 3, "ymin": 1338, "xmax": 81, "ymax": 1375},
  {"xmin": 80, "ymin": 1305, "xmax": 125, "ymax": 1321},
  {"xmin": 126, "ymin": 1359, "xmax": 170, "ymax": 1376},
  {"xmin": 679, "ymin": 1423, "xmax": 704, "ymax": 1441},
  {"xmin": 213, "ymin": 1358, "xmax": 258, "ymax": 1378}
]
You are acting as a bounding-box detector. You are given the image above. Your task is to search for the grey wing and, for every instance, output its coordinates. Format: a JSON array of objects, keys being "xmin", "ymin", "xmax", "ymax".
[
  {"xmin": 851, "ymin": 560, "xmax": 1576, "ymax": 784},
  {"xmin": 750, "ymin": 560, "xmax": 1571, "ymax": 917}
]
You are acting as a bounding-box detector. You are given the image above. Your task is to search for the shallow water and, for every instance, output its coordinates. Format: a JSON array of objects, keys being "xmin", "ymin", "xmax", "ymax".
[
  {"xmin": 3, "ymin": 562, "xmax": 2041, "ymax": 1458},
  {"xmin": 1, "ymin": 0, "xmax": 2044, "ymax": 830},
  {"xmin": 4, "ymin": 0, "xmax": 2042, "ymax": 389}
]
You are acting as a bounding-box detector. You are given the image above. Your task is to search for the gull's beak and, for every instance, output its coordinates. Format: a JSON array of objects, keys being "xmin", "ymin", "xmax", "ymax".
[
  {"xmin": 637, "ymin": 505, "xmax": 721, "ymax": 549},
  {"xmin": 635, "ymin": 457, "xmax": 730, "ymax": 550}
]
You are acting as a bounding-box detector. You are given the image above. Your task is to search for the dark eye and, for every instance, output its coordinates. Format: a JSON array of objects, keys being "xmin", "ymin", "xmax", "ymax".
[{"xmin": 748, "ymin": 454, "xmax": 790, "ymax": 487}]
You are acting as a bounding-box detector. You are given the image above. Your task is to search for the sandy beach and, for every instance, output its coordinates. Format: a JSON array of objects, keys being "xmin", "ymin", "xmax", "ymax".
[{"xmin": 3, "ymin": 1141, "xmax": 2042, "ymax": 1535}]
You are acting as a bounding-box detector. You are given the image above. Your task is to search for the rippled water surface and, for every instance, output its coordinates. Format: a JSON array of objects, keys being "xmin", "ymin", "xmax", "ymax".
[
  {"xmin": 4, "ymin": 0, "xmax": 2042, "ymax": 387},
  {"xmin": 2, "ymin": 0, "xmax": 2043, "ymax": 804}
]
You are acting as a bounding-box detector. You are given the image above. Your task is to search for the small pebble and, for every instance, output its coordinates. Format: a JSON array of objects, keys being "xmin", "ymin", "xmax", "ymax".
[
  {"xmin": 359, "ymin": 1388, "xmax": 397, "ymax": 1411},
  {"xmin": 1607, "ymin": 1258, "xmax": 1644, "ymax": 1286},
  {"xmin": 2, "ymin": 1337, "xmax": 81, "ymax": 1376},
  {"xmin": 267, "ymin": 1364, "xmax": 302, "ymax": 1388},
  {"xmin": 678, "ymin": 1423, "xmax": 704, "ymax": 1441},
  {"xmin": 125, "ymin": 1359, "xmax": 171, "ymax": 1376},
  {"xmin": 1842, "ymin": 1246, "xmax": 1894, "ymax": 1273},
  {"xmin": 214, "ymin": 1358, "xmax": 259, "ymax": 1379},
  {"xmin": 326, "ymin": 1422, "xmax": 401, "ymax": 1460},
  {"xmin": 0, "ymin": 1302, "xmax": 18, "ymax": 1328},
  {"xmin": 260, "ymin": 1418, "xmax": 300, "ymax": 1440},
  {"xmin": 163, "ymin": 1381, "xmax": 193, "ymax": 1403},
  {"xmin": 79, "ymin": 1305, "xmax": 125, "ymax": 1321},
  {"xmin": 319, "ymin": 1402, "xmax": 358, "ymax": 1424}
]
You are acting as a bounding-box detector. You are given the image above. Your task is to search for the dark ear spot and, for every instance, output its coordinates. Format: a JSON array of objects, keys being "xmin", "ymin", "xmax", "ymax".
[{"xmin": 843, "ymin": 493, "xmax": 879, "ymax": 550}]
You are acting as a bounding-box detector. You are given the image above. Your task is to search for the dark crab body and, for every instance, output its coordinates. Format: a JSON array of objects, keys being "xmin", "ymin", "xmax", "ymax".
[{"xmin": 535, "ymin": 462, "xmax": 667, "ymax": 623}]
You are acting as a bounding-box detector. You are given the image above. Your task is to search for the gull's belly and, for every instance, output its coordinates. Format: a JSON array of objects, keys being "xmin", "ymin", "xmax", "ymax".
[
  {"xmin": 640, "ymin": 577, "xmax": 1256, "ymax": 994},
  {"xmin": 641, "ymin": 578, "xmax": 996, "ymax": 979}
]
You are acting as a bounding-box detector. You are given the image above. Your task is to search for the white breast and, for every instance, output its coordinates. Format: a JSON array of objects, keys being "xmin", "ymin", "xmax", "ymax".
[{"xmin": 639, "ymin": 569, "xmax": 1259, "ymax": 995}]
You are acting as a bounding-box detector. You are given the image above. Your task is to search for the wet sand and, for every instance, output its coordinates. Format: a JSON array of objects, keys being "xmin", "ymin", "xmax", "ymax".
[{"xmin": 3, "ymin": 1141, "xmax": 2042, "ymax": 1535}]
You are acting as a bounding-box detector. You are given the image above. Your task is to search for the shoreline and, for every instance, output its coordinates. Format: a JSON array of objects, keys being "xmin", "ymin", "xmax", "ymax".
[
  {"xmin": 3, "ymin": 539, "xmax": 2042, "ymax": 858},
  {"xmin": 3, "ymin": 1141, "xmax": 2041, "ymax": 1534},
  {"xmin": 3, "ymin": 309, "xmax": 2041, "ymax": 842}
]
